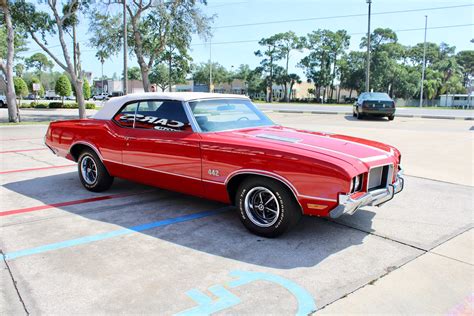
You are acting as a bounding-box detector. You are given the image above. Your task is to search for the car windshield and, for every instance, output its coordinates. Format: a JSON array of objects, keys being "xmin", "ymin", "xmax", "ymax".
[
  {"xmin": 366, "ymin": 92, "xmax": 392, "ymax": 100},
  {"xmin": 189, "ymin": 99, "xmax": 274, "ymax": 132}
]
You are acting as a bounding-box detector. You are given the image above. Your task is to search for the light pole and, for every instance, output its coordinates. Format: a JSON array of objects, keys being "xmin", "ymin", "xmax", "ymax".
[
  {"xmin": 209, "ymin": 37, "xmax": 213, "ymax": 92},
  {"xmin": 122, "ymin": 0, "xmax": 128, "ymax": 95},
  {"xmin": 365, "ymin": 0, "xmax": 372, "ymax": 93},
  {"xmin": 419, "ymin": 15, "xmax": 428, "ymax": 107}
]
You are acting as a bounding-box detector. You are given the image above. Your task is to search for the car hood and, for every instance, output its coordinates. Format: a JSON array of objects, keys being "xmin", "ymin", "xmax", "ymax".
[{"xmin": 217, "ymin": 125, "xmax": 399, "ymax": 169}]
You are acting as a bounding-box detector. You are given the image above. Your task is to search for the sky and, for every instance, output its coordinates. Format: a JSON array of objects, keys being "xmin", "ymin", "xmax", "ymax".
[{"xmin": 19, "ymin": 0, "xmax": 474, "ymax": 80}]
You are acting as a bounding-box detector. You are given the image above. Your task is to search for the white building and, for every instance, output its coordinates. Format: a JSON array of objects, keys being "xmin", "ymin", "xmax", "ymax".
[{"xmin": 439, "ymin": 94, "xmax": 473, "ymax": 108}]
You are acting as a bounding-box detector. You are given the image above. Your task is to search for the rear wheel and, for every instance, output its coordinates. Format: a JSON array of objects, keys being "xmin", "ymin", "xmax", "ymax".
[
  {"xmin": 78, "ymin": 149, "xmax": 114, "ymax": 192},
  {"xmin": 236, "ymin": 177, "xmax": 301, "ymax": 238},
  {"xmin": 0, "ymin": 101, "xmax": 4, "ymax": 108}
]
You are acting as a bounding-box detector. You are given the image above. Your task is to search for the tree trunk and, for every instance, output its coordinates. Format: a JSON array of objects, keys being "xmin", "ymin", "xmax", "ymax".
[
  {"xmin": 283, "ymin": 53, "xmax": 290, "ymax": 102},
  {"xmin": 2, "ymin": 2, "xmax": 19, "ymax": 122},
  {"xmin": 349, "ymin": 88, "xmax": 353, "ymax": 99},
  {"xmin": 140, "ymin": 67, "xmax": 150, "ymax": 92},
  {"xmin": 74, "ymin": 79, "xmax": 85, "ymax": 118}
]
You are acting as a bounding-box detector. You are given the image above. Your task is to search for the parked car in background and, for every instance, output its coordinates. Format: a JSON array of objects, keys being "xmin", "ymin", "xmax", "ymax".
[
  {"xmin": 353, "ymin": 92, "xmax": 396, "ymax": 120},
  {"xmin": 45, "ymin": 90, "xmax": 60, "ymax": 100},
  {"xmin": 45, "ymin": 92, "xmax": 404, "ymax": 237},
  {"xmin": 0, "ymin": 94, "xmax": 7, "ymax": 107},
  {"xmin": 92, "ymin": 93, "xmax": 109, "ymax": 101}
]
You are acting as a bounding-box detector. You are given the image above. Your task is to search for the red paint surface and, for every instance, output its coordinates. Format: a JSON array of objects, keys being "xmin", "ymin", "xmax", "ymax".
[
  {"xmin": 44, "ymin": 110, "xmax": 401, "ymax": 217},
  {"xmin": 0, "ymin": 164, "xmax": 75, "ymax": 175},
  {"xmin": 0, "ymin": 190, "xmax": 152, "ymax": 216},
  {"xmin": 0, "ymin": 148, "xmax": 47, "ymax": 154}
]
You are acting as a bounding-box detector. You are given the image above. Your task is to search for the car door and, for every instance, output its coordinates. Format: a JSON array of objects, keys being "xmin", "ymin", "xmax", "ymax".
[{"xmin": 112, "ymin": 99, "xmax": 204, "ymax": 197}]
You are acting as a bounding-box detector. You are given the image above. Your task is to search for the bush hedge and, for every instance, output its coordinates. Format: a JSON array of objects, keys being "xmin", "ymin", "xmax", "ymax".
[
  {"xmin": 47, "ymin": 102, "xmax": 95, "ymax": 109},
  {"xmin": 18, "ymin": 101, "xmax": 96, "ymax": 109}
]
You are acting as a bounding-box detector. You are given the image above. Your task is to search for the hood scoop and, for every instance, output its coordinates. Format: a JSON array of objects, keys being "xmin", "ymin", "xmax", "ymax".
[{"xmin": 256, "ymin": 134, "xmax": 301, "ymax": 143}]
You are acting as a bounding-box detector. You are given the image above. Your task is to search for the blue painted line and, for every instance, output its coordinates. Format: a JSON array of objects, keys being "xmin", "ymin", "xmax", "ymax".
[
  {"xmin": 228, "ymin": 270, "xmax": 317, "ymax": 315},
  {"xmin": 176, "ymin": 285, "xmax": 241, "ymax": 315},
  {"xmin": 4, "ymin": 208, "xmax": 230, "ymax": 260}
]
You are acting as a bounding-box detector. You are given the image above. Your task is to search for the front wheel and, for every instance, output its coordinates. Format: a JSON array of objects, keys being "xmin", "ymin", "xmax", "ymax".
[
  {"xmin": 78, "ymin": 149, "xmax": 114, "ymax": 192},
  {"xmin": 236, "ymin": 177, "xmax": 302, "ymax": 238},
  {"xmin": 356, "ymin": 109, "xmax": 364, "ymax": 120},
  {"xmin": 388, "ymin": 115, "xmax": 395, "ymax": 121}
]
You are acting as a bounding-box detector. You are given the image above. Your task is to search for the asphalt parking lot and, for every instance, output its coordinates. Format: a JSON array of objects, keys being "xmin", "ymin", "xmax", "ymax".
[{"xmin": 1, "ymin": 114, "xmax": 473, "ymax": 315}]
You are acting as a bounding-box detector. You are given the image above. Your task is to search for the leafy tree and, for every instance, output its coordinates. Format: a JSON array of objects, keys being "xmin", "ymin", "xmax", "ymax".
[
  {"xmin": 14, "ymin": 63, "xmax": 24, "ymax": 77},
  {"xmin": 12, "ymin": 0, "xmax": 88, "ymax": 118},
  {"xmin": 13, "ymin": 76, "xmax": 28, "ymax": 107},
  {"xmin": 25, "ymin": 52, "xmax": 54, "ymax": 74},
  {"xmin": 55, "ymin": 75, "xmax": 72, "ymax": 105},
  {"xmin": 149, "ymin": 63, "xmax": 171, "ymax": 91},
  {"xmin": 287, "ymin": 73, "xmax": 302, "ymax": 100},
  {"xmin": 82, "ymin": 78, "xmax": 91, "ymax": 100},
  {"xmin": 455, "ymin": 50, "xmax": 474, "ymax": 87},
  {"xmin": 255, "ymin": 35, "xmax": 285, "ymax": 102},
  {"xmin": 298, "ymin": 29, "xmax": 336, "ymax": 102},
  {"xmin": 192, "ymin": 62, "xmax": 229, "ymax": 87},
  {"xmin": 234, "ymin": 64, "xmax": 264, "ymax": 96},
  {"xmin": 338, "ymin": 51, "xmax": 365, "ymax": 98},
  {"xmin": 128, "ymin": 66, "xmax": 142, "ymax": 80},
  {"xmin": 1, "ymin": 1, "xmax": 27, "ymax": 122},
  {"xmin": 268, "ymin": 31, "xmax": 304, "ymax": 101},
  {"xmin": 89, "ymin": 0, "xmax": 212, "ymax": 91}
]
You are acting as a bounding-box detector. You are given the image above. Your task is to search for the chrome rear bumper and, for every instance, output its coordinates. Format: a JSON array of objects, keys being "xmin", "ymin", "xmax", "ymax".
[{"xmin": 329, "ymin": 170, "xmax": 404, "ymax": 219}]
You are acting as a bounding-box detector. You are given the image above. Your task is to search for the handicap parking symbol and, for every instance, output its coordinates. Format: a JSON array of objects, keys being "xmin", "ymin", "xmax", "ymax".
[{"xmin": 175, "ymin": 270, "xmax": 317, "ymax": 316}]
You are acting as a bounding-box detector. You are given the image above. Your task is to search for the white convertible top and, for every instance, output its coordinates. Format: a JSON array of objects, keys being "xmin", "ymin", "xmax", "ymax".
[{"xmin": 93, "ymin": 92, "xmax": 250, "ymax": 120}]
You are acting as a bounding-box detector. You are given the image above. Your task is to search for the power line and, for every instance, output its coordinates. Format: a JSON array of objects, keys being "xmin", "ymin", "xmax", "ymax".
[
  {"xmin": 191, "ymin": 23, "xmax": 474, "ymax": 47},
  {"xmin": 213, "ymin": 4, "xmax": 474, "ymax": 29}
]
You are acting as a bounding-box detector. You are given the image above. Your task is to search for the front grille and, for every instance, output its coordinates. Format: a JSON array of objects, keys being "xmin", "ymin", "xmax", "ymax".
[{"xmin": 368, "ymin": 165, "xmax": 393, "ymax": 191}]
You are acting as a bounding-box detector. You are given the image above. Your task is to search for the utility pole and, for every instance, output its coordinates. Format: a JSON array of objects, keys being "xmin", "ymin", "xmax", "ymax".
[
  {"xmin": 365, "ymin": 0, "xmax": 372, "ymax": 93},
  {"xmin": 123, "ymin": 0, "xmax": 128, "ymax": 95},
  {"xmin": 209, "ymin": 37, "xmax": 213, "ymax": 93},
  {"xmin": 419, "ymin": 15, "xmax": 428, "ymax": 107}
]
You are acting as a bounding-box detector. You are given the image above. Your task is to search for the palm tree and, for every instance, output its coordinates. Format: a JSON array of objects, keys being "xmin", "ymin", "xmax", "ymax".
[{"xmin": 96, "ymin": 50, "xmax": 108, "ymax": 95}]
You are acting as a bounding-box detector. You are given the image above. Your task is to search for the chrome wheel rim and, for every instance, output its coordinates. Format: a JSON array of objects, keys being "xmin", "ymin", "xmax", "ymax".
[
  {"xmin": 244, "ymin": 186, "xmax": 280, "ymax": 227},
  {"xmin": 81, "ymin": 156, "xmax": 97, "ymax": 185}
]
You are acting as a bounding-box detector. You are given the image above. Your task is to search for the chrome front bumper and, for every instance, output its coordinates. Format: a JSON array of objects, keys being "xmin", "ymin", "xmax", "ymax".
[{"xmin": 329, "ymin": 171, "xmax": 404, "ymax": 219}]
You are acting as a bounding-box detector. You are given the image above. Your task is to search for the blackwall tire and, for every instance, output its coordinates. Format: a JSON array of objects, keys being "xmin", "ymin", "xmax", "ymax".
[
  {"xmin": 236, "ymin": 177, "xmax": 302, "ymax": 238},
  {"xmin": 388, "ymin": 115, "xmax": 395, "ymax": 121},
  {"xmin": 78, "ymin": 149, "xmax": 114, "ymax": 192}
]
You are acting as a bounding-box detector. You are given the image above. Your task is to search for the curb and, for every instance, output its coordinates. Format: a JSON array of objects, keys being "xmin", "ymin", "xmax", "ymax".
[{"xmin": 270, "ymin": 110, "xmax": 473, "ymax": 121}]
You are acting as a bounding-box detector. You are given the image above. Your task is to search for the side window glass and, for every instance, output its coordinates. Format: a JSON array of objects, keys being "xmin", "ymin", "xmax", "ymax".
[
  {"xmin": 113, "ymin": 102, "xmax": 138, "ymax": 127},
  {"xmin": 113, "ymin": 100, "xmax": 191, "ymax": 132}
]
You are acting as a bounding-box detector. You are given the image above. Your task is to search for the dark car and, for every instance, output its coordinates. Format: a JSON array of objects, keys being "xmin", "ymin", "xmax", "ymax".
[{"xmin": 353, "ymin": 92, "xmax": 396, "ymax": 120}]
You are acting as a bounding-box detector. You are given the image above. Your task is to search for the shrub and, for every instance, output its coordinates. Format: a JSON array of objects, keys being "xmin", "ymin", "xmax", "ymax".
[
  {"xmin": 34, "ymin": 103, "xmax": 49, "ymax": 109},
  {"xmin": 85, "ymin": 102, "xmax": 95, "ymax": 109},
  {"xmin": 48, "ymin": 102, "xmax": 64, "ymax": 108},
  {"xmin": 63, "ymin": 102, "xmax": 78, "ymax": 109},
  {"xmin": 19, "ymin": 103, "xmax": 33, "ymax": 108}
]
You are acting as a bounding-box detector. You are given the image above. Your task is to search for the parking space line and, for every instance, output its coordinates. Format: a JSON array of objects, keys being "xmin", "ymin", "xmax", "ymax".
[
  {"xmin": 0, "ymin": 164, "xmax": 76, "ymax": 174},
  {"xmin": 0, "ymin": 190, "xmax": 155, "ymax": 217},
  {"xmin": 4, "ymin": 207, "xmax": 231, "ymax": 260},
  {"xmin": 0, "ymin": 148, "xmax": 47, "ymax": 154}
]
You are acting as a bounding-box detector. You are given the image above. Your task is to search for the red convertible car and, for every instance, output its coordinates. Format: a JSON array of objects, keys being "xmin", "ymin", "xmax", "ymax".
[{"xmin": 45, "ymin": 92, "xmax": 404, "ymax": 237}]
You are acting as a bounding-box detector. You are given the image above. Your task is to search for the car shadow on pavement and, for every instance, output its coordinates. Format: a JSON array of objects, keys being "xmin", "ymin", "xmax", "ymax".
[
  {"xmin": 3, "ymin": 172, "xmax": 376, "ymax": 269},
  {"xmin": 343, "ymin": 115, "xmax": 390, "ymax": 122}
]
